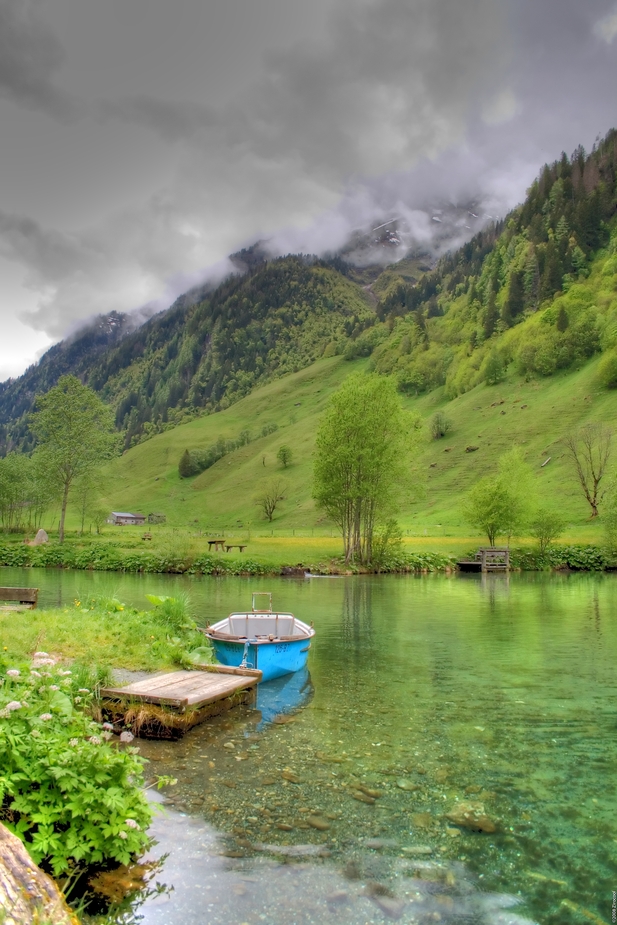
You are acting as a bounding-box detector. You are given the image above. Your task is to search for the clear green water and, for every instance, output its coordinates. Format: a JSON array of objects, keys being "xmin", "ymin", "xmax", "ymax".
[{"xmin": 3, "ymin": 568, "xmax": 616, "ymax": 925}]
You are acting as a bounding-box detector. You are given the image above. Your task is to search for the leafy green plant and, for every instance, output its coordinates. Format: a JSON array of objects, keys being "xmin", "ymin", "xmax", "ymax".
[
  {"xmin": 0, "ymin": 659, "xmax": 152, "ymax": 878},
  {"xmin": 429, "ymin": 411, "xmax": 452, "ymax": 440},
  {"xmin": 529, "ymin": 507, "xmax": 566, "ymax": 555}
]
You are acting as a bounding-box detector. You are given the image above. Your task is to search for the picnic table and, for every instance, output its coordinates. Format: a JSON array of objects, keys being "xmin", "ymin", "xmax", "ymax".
[{"xmin": 207, "ymin": 539, "xmax": 226, "ymax": 551}]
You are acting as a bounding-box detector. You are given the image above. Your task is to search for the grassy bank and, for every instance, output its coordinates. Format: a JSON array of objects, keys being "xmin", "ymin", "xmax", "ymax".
[
  {"xmin": 0, "ymin": 594, "xmax": 210, "ymax": 672},
  {"xmin": 0, "ymin": 531, "xmax": 614, "ymax": 574}
]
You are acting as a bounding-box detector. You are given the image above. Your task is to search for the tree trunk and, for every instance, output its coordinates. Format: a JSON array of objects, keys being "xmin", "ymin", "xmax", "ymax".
[
  {"xmin": 58, "ymin": 481, "xmax": 70, "ymax": 544},
  {"xmin": 0, "ymin": 822, "xmax": 77, "ymax": 924}
]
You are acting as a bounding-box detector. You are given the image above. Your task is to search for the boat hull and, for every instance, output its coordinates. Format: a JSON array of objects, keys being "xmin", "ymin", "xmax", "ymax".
[{"xmin": 210, "ymin": 636, "xmax": 311, "ymax": 682}]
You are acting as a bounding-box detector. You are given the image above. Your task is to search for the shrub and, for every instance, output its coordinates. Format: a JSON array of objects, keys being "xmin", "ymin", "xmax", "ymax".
[
  {"xmin": 596, "ymin": 349, "xmax": 617, "ymax": 389},
  {"xmin": 529, "ymin": 508, "xmax": 565, "ymax": 555},
  {"xmin": 276, "ymin": 445, "xmax": 293, "ymax": 468},
  {"xmin": 0, "ymin": 659, "xmax": 152, "ymax": 877},
  {"xmin": 429, "ymin": 411, "xmax": 453, "ymax": 440}
]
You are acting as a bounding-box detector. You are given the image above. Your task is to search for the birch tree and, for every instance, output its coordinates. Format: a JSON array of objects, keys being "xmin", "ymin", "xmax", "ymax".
[
  {"xmin": 313, "ymin": 374, "xmax": 416, "ymax": 565},
  {"xmin": 30, "ymin": 376, "xmax": 117, "ymax": 542}
]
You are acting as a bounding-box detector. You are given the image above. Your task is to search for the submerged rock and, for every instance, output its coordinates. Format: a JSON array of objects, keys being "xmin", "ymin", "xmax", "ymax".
[
  {"xmin": 307, "ymin": 816, "xmax": 330, "ymax": 831},
  {"xmin": 445, "ymin": 801, "xmax": 498, "ymax": 833},
  {"xmin": 396, "ymin": 779, "xmax": 420, "ymax": 792},
  {"xmin": 281, "ymin": 770, "xmax": 301, "ymax": 783},
  {"xmin": 253, "ymin": 843, "xmax": 331, "ymax": 857},
  {"xmin": 351, "ymin": 790, "xmax": 376, "ymax": 805},
  {"xmin": 411, "ymin": 812, "xmax": 432, "ymax": 828}
]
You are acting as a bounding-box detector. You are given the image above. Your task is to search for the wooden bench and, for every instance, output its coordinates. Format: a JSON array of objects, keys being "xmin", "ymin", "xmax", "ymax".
[
  {"xmin": 225, "ymin": 544, "xmax": 247, "ymax": 553},
  {"xmin": 0, "ymin": 587, "xmax": 38, "ymax": 609},
  {"xmin": 207, "ymin": 539, "xmax": 226, "ymax": 551},
  {"xmin": 457, "ymin": 547, "xmax": 510, "ymax": 573}
]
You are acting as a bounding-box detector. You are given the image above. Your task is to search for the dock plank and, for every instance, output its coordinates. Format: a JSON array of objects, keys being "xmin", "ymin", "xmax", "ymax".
[{"xmin": 100, "ymin": 668, "xmax": 260, "ymax": 710}]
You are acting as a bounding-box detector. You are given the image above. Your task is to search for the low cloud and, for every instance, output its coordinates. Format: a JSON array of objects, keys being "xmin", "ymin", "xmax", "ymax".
[{"xmin": 0, "ymin": 0, "xmax": 74, "ymax": 118}]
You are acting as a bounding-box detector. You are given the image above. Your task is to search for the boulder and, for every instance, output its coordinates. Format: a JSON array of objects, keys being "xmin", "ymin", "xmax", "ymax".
[{"xmin": 0, "ymin": 822, "xmax": 77, "ymax": 924}]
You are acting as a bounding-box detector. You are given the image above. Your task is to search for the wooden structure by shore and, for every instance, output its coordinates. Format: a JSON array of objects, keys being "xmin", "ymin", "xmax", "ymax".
[
  {"xmin": 100, "ymin": 665, "xmax": 262, "ymax": 738},
  {"xmin": 0, "ymin": 587, "xmax": 38, "ymax": 611},
  {"xmin": 457, "ymin": 547, "xmax": 510, "ymax": 573}
]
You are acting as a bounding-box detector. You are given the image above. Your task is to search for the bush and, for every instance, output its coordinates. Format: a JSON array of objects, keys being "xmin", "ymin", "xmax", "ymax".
[
  {"xmin": 483, "ymin": 350, "xmax": 507, "ymax": 385},
  {"xmin": 429, "ymin": 411, "xmax": 453, "ymax": 440},
  {"xmin": 510, "ymin": 544, "xmax": 608, "ymax": 571},
  {"xmin": 596, "ymin": 349, "xmax": 617, "ymax": 389},
  {"xmin": 529, "ymin": 508, "xmax": 565, "ymax": 555},
  {"xmin": 0, "ymin": 658, "xmax": 152, "ymax": 877}
]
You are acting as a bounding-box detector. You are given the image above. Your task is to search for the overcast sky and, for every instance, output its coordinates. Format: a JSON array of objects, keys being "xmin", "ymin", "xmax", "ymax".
[{"xmin": 0, "ymin": 0, "xmax": 616, "ymax": 381}]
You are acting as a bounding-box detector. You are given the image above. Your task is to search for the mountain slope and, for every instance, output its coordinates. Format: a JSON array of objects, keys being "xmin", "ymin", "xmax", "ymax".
[
  {"xmin": 0, "ymin": 257, "xmax": 373, "ymax": 452},
  {"xmin": 95, "ymin": 351, "xmax": 613, "ymax": 546}
]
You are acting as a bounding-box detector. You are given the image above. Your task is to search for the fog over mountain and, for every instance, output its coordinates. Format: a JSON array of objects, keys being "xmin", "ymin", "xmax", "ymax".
[{"xmin": 0, "ymin": 0, "xmax": 616, "ymax": 379}]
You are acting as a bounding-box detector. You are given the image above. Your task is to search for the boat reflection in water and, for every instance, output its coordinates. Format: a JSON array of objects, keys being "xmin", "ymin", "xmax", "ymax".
[{"xmin": 253, "ymin": 665, "xmax": 313, "ymax": 729}]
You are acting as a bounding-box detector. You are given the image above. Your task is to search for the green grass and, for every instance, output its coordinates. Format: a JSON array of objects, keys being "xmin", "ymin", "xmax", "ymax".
[
  {"xmin": 43, "ymin": 350, "xmax": 617, "ymax": 557},
  {"xmin": 0, "ymin": 599, "xmax": 206, "ymax": 672}
]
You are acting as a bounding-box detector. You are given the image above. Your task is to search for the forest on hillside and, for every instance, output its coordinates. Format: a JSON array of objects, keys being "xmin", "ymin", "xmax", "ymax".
[{"xmin": 0, "ymin": 129, "xmax": 616, "ymax": 457}]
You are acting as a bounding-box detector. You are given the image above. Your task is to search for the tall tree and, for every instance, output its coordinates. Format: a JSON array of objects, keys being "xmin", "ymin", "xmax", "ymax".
[
  {"xmin": 313, "ymin": 374, "xmax": 416, "ymax": 565},
  {"xmin": 563, "ymin": 423, "xmax": 612, "ymax": 518},
  {"xmin": 29, "ymin": 376, "xmax": 116, "ymax": 542}
]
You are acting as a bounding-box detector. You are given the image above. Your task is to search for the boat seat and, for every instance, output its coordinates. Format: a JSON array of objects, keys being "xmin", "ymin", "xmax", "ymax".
[{"xmin": 228, "ymin": 615, "xmax": 295, "ymax": 637}]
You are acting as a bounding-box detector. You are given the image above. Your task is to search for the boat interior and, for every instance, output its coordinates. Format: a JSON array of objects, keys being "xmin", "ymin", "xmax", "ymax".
[{"xmin": 208, "ymin": 613, "xmax": 313, "ymax": 641}]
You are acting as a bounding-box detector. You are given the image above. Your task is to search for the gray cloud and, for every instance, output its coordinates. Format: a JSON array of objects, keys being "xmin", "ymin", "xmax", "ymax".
[
  {"xmin": 0, "ymin": 0, "xmax": 73, "ymax": 117},
  {"xmin": 0, "ymin": 0, "xmax": 616, "ymax": 373}
]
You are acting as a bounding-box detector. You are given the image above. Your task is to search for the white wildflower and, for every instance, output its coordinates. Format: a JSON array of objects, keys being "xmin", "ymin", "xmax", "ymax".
[
  {"xmin": 30, "ymin": 729, "xmax": 41, "ymax": 738},
  {"xmin": 101, "ymin": 731, "xmax": 113, "ymax": 740},
  {"xmin": 119, "ymin": 731, "xmax": 134, "ymax": 743},
  {"xmin": 78, "ymin": 688, "xmax": 90, "ymax": 694},
  {"xmin": 74, "ymin": 696, "xmax": 82, "ymax": 704},
  {"xmin": 118, "ymin": 831, "xmax": 128, "ymax": 840},
  {"xmin": 69, "ymin": 738, "xmax": 80, "ymax": 747},
  {"xmin": 0, "ymin": 709, "xmax": 9, "ymax": 718},
  {"xmin": 6, "ymin": 670, "xmax": 20, "ymax": 678},
  {"xmin": 102, "ymin": 722, "xmax": 114, "ymax": 731},
  {"xmin": 39, "ymin": 713, "xmax": 52, "ymax": 721},
  {"xmin": 30, "ymin": 670, "xmax": 41, "ymax": 678},
  {"xmin": 61, "ymin": 679, "xmax": 72, "ymax": 687},
  {"xmin": 49, "ymin": 685, "xmax": 59, "ymax": 691},
  {"xmin": 88, "ymin": 735, "xmax": 102, "ymax": 745},
  {"xmin": 34, "ymin": 659, "xmax": 55, "ymax": 667},
  {"xmin": 33, "ymin": 651, "xmax": 49, "ymax": 658},
  {"xmin": 6, "ymin": 701, "xmax": 22, "ymax": 711},
  {"xmin": 124, "ymin": 819, "xmax": 140, "ymax": 830}
]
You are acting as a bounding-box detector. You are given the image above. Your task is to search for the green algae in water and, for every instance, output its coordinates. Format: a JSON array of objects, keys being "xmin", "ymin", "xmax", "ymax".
[{"xmin": 5, "ymin": 568, "xmax": 616, "ymax": 924}]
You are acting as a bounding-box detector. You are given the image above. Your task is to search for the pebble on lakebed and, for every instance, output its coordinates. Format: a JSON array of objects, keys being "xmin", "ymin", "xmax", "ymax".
[{"xmin": 445, "ymin": 801, "xmax": 498, "ymax": 833}]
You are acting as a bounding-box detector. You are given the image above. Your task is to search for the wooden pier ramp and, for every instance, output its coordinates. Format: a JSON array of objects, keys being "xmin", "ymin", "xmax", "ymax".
[{"xmin": 100, "ymin": 665, "xmax": 262, "ymax": 739}]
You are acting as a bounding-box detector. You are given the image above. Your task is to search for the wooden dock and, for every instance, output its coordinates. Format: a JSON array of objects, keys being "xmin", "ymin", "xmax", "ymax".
[
  {"xmin": 457, "ymin": 547, "xmax": 510, "ymax": 573},
  {"xmin": 0, "ymin": 587, "xmax": 38, "ymax": 611},
  {"xmin": 100, "ymin": 665, "xmax": 262, "ymax": 738}
]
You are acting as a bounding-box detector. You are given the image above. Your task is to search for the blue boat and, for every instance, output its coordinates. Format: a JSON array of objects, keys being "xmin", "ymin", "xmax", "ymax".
[{"xmin": 205, "ymin": 592, "xmax": 315, "ymax": 682}]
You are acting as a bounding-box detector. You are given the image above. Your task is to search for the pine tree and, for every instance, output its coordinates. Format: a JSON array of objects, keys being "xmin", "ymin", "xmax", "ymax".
[{"xmin": 556, "ymin": 306, "xmax": 569, "ymax": 332}]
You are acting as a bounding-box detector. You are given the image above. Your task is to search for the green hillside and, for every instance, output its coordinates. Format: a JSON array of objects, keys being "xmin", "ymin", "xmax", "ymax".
[{"xmin": 96, "ymin": 349, "xmax": 616, "ymax": 549}]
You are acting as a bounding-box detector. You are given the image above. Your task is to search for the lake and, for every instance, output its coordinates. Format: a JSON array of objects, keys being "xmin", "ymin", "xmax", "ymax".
[{"xmin": 2, "ymin": 567, "xmax": 616, "ymax": 925}]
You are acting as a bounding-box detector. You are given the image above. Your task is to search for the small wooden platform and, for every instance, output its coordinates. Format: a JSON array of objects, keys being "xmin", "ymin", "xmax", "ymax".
[
  {"xmin": 100, "ymin": 665, "xmax": 262, "ymax": 739},
  {"xmin": 458, "ymin": 547, "xmax": 510, "ymax": 573}
]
